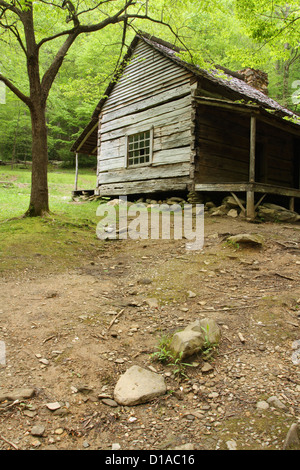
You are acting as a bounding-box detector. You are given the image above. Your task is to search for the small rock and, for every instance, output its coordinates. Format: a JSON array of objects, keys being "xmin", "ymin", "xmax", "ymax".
[
  {"xmin": 223, "ymin": 195, "xmax": 245, "ymax": 209},
  {"xmin": 187, "ymin": 291, "xmax": 196, "ymax": 298},
  {"xmin": 46, "ymin": 402, "xmax": 61, "ymax": 411},
  {"xmin": 76, "ymin": 385, "xmax": 93, "ymax": 394},
  {"xmin": 0, "ymin": 388, "xmax": 35, "ymax": 403},
  {"xmin": 184, "ymin": 414, "xmax": 195, "ymax": 421},
  {"xmin": 101, "ymin": 398, "xmax": 119, "ymax": 407},
  {"xmin": 283, "ymin": 423, "xmax": 300, "ymax": 450},
  {"xmin": 170, "ymin": 318, "xmax": 220, "ymax": 360},
  {"xmin": 145, "ymin": 298, "xmax": 159, "ymax": 309},
  {"xmin": 226, "ymin": 439, "xmax": 237, "ymax": 450},
  {"xmin": 201, "ymin": 362, "xmax": 214, "ymax": 373},
  {"xmin": 54, "ymin": 428, "xmax": 64, "ymax": 435},
  {"xmin": 31, "ymin": 425, "xmax": 45, "ymax": 437},
  {"xmin": 256, "ymin": 400, "xmax": 269, "ymax": 410},
  {"xmin": 128, "ymin": 416, "xmax": 137, "ymax": 423},
  {"xmin": 112, "ymin": 443, "xmax": 121, "ymax": 450},
  {"xmin": 170, "ymin": 329, "xmax": 204, "ymax": 360},
  {"xmin": 227, "ymin": 209, "xmax": 238, "ymax": 218},
  {"xmin": 227, "ymin": 233, "xmax": 264, "ymax": 247},
  {"xmin": 138, "ymin": 278, "xmax": 152, "ymax": 285},
  {"xmin": 292, "ymin": 348, "xmax": 300, "ymax": 365},
  {"xmin": 114, "ymin": 365, "xmax": 166, "ymax": 406},
  {"xmin": 238, "ymin": 332, "xmax": 246, "ymax": 343},
  {"xmin": 24, "ymin": 410, "xmax": 37, "ymax": 418},
  {"xmin": 187, "ymin": 318, "xmax": 221, "ymax": 345},
  {"xmin": 0, "ymin": 341, "xmax": 6, "ymax": 366},
  {"xmin": 172, "ymin": 443, "xmax": 195, "ymax": 450},
  {"xmin": 39, "ymin": 358, "xmax": 49, "ymax": 365},
  {"xmin": 267, "ymin": 396, "xmax": 287, "ymax": 410}
]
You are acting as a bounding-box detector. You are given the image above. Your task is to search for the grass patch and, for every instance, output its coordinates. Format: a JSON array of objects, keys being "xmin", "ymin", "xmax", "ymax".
[
  {"xmin": 0, "ymin": 166, "xmax": 105, "ymax": 276},
  {"xmin": 0, "ymin": 166, "xmax": 96, "ymax": 219}
]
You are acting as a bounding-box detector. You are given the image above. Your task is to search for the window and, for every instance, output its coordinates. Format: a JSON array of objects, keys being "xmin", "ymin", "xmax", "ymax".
[{"xmin": 127, "ymin": 129, "xmax": 153, "ymax": 167}]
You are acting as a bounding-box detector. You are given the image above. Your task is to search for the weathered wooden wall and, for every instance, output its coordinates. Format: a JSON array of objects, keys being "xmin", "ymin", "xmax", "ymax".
[
  {"xmin": 195, "ymin": 106, "xmax": 250, "ymax": 183},
  {"xmin": 256, "ymin": 121, "xmax": 294, "ymax": 188},
  {"xmin": 195, "ymin": 105, "xmax": 296, "ymax": 188},
  {"xmin": 97, "ymin": 39, "xmax": 195, "ymax": 196}
]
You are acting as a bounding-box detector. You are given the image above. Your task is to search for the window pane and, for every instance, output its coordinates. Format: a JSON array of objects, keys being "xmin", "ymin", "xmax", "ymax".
[{"xmin": 128, "ymin": 130, "xmax": 152, "ymax": 167}]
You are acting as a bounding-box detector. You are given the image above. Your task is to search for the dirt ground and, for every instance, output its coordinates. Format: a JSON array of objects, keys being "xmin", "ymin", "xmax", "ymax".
[{"xmin": 0, "ymin": 215, "xmax": 299, "ymax": 451}]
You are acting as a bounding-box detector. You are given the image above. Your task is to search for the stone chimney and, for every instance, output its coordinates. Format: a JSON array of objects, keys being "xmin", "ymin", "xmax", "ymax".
[{"xmin": 237, "ymin": 68, "xmax": 269, "ymax": 95}]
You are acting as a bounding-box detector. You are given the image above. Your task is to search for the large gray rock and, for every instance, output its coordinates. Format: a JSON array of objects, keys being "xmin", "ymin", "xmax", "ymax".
[
  {"xmin": 227, "ymin": 233, "xmax": 264, "ymax": 247},
  {"xmin": 187, "ymin": 318, "xmax": 221, "ymax": 344},
  {"xmin": 170, "ymin": 329, "xmax": 204, "ymax": 360},
  {"xmin": 170, "ymin": 318, "xmax": 221, "ymax": 359},
  {"xmin": 258, "ymin": 204, "xmax": 300, "ymax": 223},
  {"xmin": 0, "ymin": 388, "xmax": 35, "ymax": 402},
  {"xmin": 223, "ymin": 195, "xmax": 245, "ymax": 209},
  {"xmin": 114, "ymin": 365, "xmax": 167, "ymax": 406},
  {"xmin": 283, "ymin": 423, "xmax": 300, "ymax": 450}
]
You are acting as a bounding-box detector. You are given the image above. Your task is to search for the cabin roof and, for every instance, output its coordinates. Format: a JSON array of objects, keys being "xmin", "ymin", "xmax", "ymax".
[{"xmin": 71, "ymin": 32, "xmax": 300, "ymax": 154}]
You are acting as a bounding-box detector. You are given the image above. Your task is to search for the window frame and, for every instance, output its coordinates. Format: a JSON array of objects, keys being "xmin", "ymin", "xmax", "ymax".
[{"xmin": 125, "ymin": 128, "xmax": 154, "ymax": 168}]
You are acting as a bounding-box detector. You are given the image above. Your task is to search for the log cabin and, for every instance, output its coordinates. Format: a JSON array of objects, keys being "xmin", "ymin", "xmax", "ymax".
[{"xmin": 71, "ymin": 32, "xmax": 300, "ymax": 217}]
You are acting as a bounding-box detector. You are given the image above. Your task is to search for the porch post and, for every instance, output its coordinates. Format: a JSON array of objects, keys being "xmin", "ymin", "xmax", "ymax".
[
  {"xmin": 74, "ymin": 152, "xmax": 79, "ymax": 191},
  {"xmin": 247, "ymin": 116, "xmax": 256, "ymax": 218}
]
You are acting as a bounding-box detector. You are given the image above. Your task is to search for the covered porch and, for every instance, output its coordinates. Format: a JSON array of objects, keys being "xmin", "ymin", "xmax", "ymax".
[{"xmin": 193, "ymin": 97, "xmax": 300, "ymax": 218}]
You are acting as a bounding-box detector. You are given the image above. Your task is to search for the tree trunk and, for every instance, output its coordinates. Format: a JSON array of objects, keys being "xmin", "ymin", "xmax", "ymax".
[{"xmin": 26, "ymin": 102, "xmax": 49, "ymax": 216}]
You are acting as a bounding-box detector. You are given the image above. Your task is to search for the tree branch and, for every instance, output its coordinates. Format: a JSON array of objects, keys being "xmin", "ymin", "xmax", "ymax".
[
  {"xmin": 0, "ymin": 0, "xmax": 22, "ymax": 17},
  {"xmin": 77, "ymin": 0, "xmax": 136, "ymax": 33},
  {"xmin": 126, "ymin": 13, "xmax": 191, "ymax": 58},
  {"xmin": 0, "ymin": 73, "xmax": 31, "ymax": 106},
  {"xmin": 0, "ymin": 17, "xmax": 27, "ymax": 55},
  {"xmin": 40, "ymin": 32, "xmax": 78, "ymax": 102},
  {"xmin": 40, "ymin": 0, "xmax": 136, "ymax": 98},
  {"xmin": 37, "ymin": 26, "xmax": 76, "ymax": 48},
  {"xmin": 37, "ymin": 0, "xmax": 136, "ymax": 48}
]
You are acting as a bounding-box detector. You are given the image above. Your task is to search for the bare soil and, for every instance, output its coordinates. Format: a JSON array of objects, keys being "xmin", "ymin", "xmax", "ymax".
[{"xmin": 0, "ymin": 216, "xmax": 299, "ymax": 451}]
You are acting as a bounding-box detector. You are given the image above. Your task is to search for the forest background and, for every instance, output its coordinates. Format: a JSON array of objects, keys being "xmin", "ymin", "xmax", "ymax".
[{"xmin": 1, "ymin": 0, "xmax": 300, "ymax": 168}]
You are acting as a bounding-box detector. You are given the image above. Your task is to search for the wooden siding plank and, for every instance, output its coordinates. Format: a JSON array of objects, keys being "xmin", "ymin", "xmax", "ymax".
[
  {"xmin": 99, "ymin": 157, "xmax": 125, "ymax": 171},
  {"xmin": 100, "ymin": 109, "xmax": 192, "ymax": 143},
  {"xmin": 103, "ymin": 76, "xmax": 192, "ymax": 113},
  {"xmin": 99, "ymin": 177, "xmax": 191, "ymax": 196},
  {"xmin": 98, "ymin": 147, "xmax": 191, "ymax": 172},
  {"xmin": 98, "ymin": 162, "xmax": 190, "ymax": 184},
  {"xmin": 111, "ymin": 56, "xmax": 179, "ymax": 87},
  {"xmin": 101, "ymin": 96, "xmax": 192, "ymax": 134},
  {"xmin": 152, "ymin": 147, "xmax": 191, "ymax": 166},
  {"xmin": 102, "ymin": 71, "xmax": 192, "ymax": 112},
  {"xmin": 153, "ymin": 131, "xmax": 191, "ymax": 152},
  {"xmin": 102, "ymin": 83, "xmax": 191, "ymax": 124},
  {"xmin": 111, "ymin": 64, "xmax": 185, "ymax": 96}
]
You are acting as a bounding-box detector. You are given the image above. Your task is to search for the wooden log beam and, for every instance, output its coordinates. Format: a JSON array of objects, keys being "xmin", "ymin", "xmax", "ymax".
[
  {"xmin": 230, "ymin": 192, "xmax": 246, "ymax": 215},
  {"xmin": 246, "ymin": 190, "xmax": 255, "ymax": 219},
  {"xmin": 74, "ymin": 153, "xmax": 79, "ymax": 191},
  {"xmin": 249, "ymin": 115, "xmax": 256, "ymax": 183}
]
